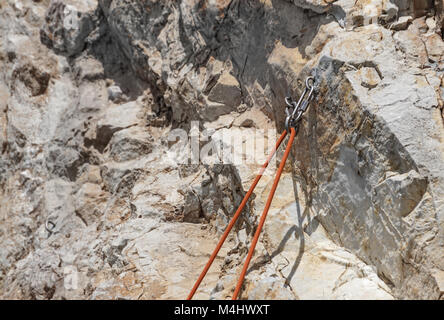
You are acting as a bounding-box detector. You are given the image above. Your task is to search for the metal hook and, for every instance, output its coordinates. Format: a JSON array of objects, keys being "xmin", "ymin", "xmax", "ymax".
[
  {"xmin": 305, "ymin": 76, "xmax": 314, "ymax": 89},
  {"xmin": 290, "ymin": 77, "xmax": 315, "ymax": 118},
  {"xmin": 45, "ymin": 219, "xmax": 56, "ymax": 234},
  {"xmin": 285, "ymin": 76, "xmax": 316, "ymax": 132}
]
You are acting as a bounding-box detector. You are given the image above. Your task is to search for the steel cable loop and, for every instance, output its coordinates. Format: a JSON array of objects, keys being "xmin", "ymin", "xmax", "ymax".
[
  {"xmin": 187, "ymin": 129, "xmax": 288, "ymax": 300},
  {"xmin": 231, "ymin": 127, "xmax": 296, "ymax": 300}
]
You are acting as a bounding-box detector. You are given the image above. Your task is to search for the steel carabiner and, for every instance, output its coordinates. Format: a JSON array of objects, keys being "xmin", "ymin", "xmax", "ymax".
[{"xmin": 285, "ymin": 76, "xmax": 315, "ymax": 132}]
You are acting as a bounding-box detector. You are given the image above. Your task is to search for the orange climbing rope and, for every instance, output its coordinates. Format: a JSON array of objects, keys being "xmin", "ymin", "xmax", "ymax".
[
  {"xmin": 232, "ymin": 126, "xmax": 296, "ymax": 299},
  {"xmin": 187, "ymin": 129, "xmax": 288, "ymax": 300},
  {"xmin": 187, "ymin": 76, "xmax": 315, "ymax": 300}
]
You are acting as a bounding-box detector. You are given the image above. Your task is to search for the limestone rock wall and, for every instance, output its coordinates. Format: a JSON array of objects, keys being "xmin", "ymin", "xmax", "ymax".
[{"xmin": 0, "ymin": 0, "xmax": 443, "ymax": 299}]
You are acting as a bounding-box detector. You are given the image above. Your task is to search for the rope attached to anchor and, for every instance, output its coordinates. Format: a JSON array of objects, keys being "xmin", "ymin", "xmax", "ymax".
[
  {"xmin": 187, "ymin": 76, "xmax": 315, "ymax": 300},
  {"xmin": 187, "ymin": 129, "xmax": 288, "ymax": 300},
  {"xmin": 232, "ymin": 126, "xmax": 296, "ymax": 300}
]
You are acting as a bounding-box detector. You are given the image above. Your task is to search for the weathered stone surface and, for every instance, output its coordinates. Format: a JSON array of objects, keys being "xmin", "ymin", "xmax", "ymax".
[
  {"xmin": 0, "ymin": 0, "xmax": 443, "ymax": 301},
  {"xmin": 373, "ymin": 170, "xmax": 428, "ymax": 218},
  {"xmin": 40, "ymin": 0, "xmax": 99, "ymax": 56},
  {"xmin": 207, "ymin": 71, "xmax": 242, "ymax": 109},
  {"xmin": 93, "ymin": 101, "xmax": 145, "ymax": 152},
  {"xmin": 425, "ymin": 33, "xmax": 444, "ymax": 62},
  {"xmin": 108, "ymin": 126, "xmax": 154, "ymax": 162},
  {"xmin": 74, "ymin": 182, "xmax": 107, "ymax": 225},
  {"xmin": 390, "ymin": 15, "xmax": 413, "ymax": 30}
]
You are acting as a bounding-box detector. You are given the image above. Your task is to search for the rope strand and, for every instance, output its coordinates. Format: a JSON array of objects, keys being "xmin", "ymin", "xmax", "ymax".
[
  {"xmin": 232, "ymin": 127, "xmax": 296, "ymax": 300},
  {"xmin": 187, "ymin": 130, "xmax": 288, "ymax": 300}
]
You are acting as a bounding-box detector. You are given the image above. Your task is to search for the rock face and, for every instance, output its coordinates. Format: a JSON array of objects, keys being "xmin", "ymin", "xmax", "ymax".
[{"xmin": 0, "ymin": 0, "xmax": 443, "ymax": 300}]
